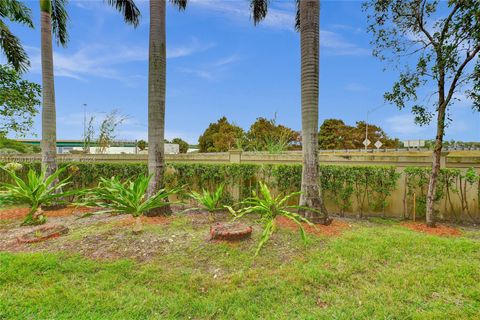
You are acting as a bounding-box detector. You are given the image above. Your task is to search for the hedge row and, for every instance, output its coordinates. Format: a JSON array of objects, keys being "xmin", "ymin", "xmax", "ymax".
[{"xmin": 1, "ymin": 162, "xmax": 479, "ymax": 220}]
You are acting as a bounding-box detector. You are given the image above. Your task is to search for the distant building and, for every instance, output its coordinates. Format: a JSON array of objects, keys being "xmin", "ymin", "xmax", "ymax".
[
  {"xmin": 402, "ymin": 140, "xmax": 426, "ymax": 148},
  {"xmin": 17, "ymin": 139, "xmax": 180, "ymax": 155}
]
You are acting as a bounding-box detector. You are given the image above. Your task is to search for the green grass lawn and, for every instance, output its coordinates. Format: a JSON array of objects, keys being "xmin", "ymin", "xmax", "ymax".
[{"xmin": 1, "ymin": 218, "xmax": 479, "ymax": 319}]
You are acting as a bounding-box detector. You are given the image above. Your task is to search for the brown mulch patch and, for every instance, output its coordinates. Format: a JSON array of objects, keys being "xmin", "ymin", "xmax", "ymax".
[
  {"xmin": 116, "ymin": 215, "xmax": 172, "ymax": 227},
  {"xmin": 401, "ymin": 222, "xmax": 462, "ymax": 237},
  {"xmin": 0, "ymin": 206, "xmax": 94, "ymax": 220},
  {"xmin": 0, "ymin": 208, "xmax": 29, "ymax": 220},
  {"xmin": 276, "ymin": 216, "xmax": 350, "ymax": 237}
]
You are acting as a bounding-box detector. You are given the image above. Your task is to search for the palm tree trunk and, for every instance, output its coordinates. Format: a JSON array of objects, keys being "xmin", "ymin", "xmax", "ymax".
[
  {"xmin": 40, "ymin": 0, "xmax": 57, "ymax": 177},
  {"xmin": 146, "ymin": 0, "xmax": 171, "ymax": 216},
  {"xmin": 298, "ymin": 0, "xmax": 330, "ymax": 225}
]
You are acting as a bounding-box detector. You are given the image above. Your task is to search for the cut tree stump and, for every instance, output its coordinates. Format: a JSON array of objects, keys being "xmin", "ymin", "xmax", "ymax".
[
  {"xmin": 17, "ymin": 225, "xmax": 69, "ymax": 244},
  {"xmin": 210, "ymin": 222, "xmax": 252, "ymax": 241}
]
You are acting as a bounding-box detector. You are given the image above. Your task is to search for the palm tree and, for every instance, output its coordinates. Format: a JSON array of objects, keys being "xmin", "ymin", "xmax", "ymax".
[
  {"xmin": 39, "ymin": 0, "xmax": 140, "ymax": 176},
  {"xmin": 146, "ymin": 0, "xmax": 187, "ymax": 216},
  {"xmin": 0, "ymin": 0, "xmax": 34, "ymax": 72},
  {"xmin": 250, "ymin": 0, "xmax": 330, "ymax": 224}
]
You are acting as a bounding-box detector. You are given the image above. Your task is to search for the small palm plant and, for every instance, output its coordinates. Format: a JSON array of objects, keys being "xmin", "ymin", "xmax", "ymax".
[
  {"xmin": 188, "ymin": 184, "xmax": 225, "ymax": 221},
  {"xmin": 227, "ymin": 182, "xmax": 314, "ymax": 255},
  {"xmin": 79, "ymin": 175, "xmax": 179, "ymax": 233},
  {"xmin": 0, "ymin": 166, "xmax": 75, "ymax": 225}
]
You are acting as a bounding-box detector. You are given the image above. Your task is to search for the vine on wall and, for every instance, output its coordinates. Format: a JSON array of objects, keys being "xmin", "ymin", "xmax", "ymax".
[{"xmin": 1, "ymin": 161, "xmax": 478, "ymax": 221}]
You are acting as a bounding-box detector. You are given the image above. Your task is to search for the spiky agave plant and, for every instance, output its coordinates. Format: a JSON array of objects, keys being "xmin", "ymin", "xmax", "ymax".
[
  {"xmin": 79, "ymin": 175, "xmax": 179, "ymax": 233},
  {"xmin": 0, "ymin": 166, "xmax": 75, "ymax": 225},
  {"xmin": 188, "ymin": 184, "xmax": 224, "ymax": 221},
  {"xmin": 227, "ymin": 182, "xmax": 314, "ymax": 255}
]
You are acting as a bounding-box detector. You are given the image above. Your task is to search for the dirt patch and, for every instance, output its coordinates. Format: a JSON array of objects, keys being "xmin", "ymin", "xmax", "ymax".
[
  {"xmin": 0, "ymin": 206, "xmax": 94, "ymax": 220},
  {"xmin": 116, "ymin": 215, "xmax": 172, "ymax": 227},
  {"xmin": 276, "ymin": 216, "xmax": 350, "ymax": 237},
  {"xmin": 0, "ymin": 207, "xmax": 29, "ymax": 220},
  {"xmin": 401, "ymin": 222, "xmax": 462, "ymax": 237}
]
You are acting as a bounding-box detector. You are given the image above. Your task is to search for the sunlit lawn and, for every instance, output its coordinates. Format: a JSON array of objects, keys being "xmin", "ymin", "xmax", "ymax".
[{"xmin": 1, "ymin": 217, "xmax": 479, "ymax": 319}]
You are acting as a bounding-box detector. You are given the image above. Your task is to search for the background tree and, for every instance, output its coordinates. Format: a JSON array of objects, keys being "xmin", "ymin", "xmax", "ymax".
[
  {"xmin": 82, "ymin": 115, "xmax": 95, "ymax": 153},
  {"xmin": 319, "ymin": 119, "xmax": 400, "ymax": 150},
  {"xmin": 365, "ymin": 0, "xmax": 480, "ymax": 227},
  {"xmin": 172, "ymin": 137, "xmax": 188, "ymax": 153},
  {"xmin": 198, "ymin": 116, "xmax": 245, "ymax": 152},
  {"xmin": 318, "ymin": 119, "xmax": 355, "ymax": 150},
  {"xmin": 0, "ymin": 65, "xmax": 41, "ymax": 137},
  {"xmin": 0, "ymin": 0, "xmax": 34, "ymax": 72},
  {"xmin": 136, "ymin": 139, "xmax": 147, "ymax": 151},
  {"xmin": 147, "ymin": 0, "xmax": 187, "ymax": 216},
  {"xmin": 245, "ymin": 117, "xmax": 299, "ymax": 151},
  {"xmin": 96, "ymin": 110, "xmax": 126, "ymax": 154}
]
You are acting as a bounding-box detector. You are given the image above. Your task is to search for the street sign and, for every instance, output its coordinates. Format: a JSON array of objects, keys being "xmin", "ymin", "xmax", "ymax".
[
  {"xmin": 374, "ymin": 141, "xmax": 383, "ymax": 149},
  {"xmin": 363, "ymin": 139, "xmax": 371, "ymax": 147}
]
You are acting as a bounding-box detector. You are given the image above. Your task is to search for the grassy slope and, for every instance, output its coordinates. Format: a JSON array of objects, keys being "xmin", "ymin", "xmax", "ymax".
[{"xmin": 1, "ymin": 219, "xmax": 479, "ymax": 320}]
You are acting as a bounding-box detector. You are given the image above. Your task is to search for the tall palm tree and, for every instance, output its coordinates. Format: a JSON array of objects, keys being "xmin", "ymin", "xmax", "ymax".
[
  {"xmin": 39, "ymin": 0, "xmax": 140, "ymax": 176},
  {"xmin": 0, "ymin": 0, "xmax": 34, "ymax": 72},
  {"xmin": 250, "ymin": 0, "xmax": 330, "ymax": 225},
  {"xmin": 146, "ymin": 0, "xmax": 187, "ymax": 216}
]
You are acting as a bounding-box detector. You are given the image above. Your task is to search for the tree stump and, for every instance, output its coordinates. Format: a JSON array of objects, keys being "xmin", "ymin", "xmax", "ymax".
[
  {"xmin": 17, "ymin": 225, "xmax": 69, "ymax": 244},
  {"xmin": 210, "ymin": 222, "xmax": 252, "ymax": 241}
]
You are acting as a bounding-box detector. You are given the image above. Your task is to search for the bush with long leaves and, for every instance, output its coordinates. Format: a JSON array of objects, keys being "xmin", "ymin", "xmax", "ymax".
[
  {"xmin": 227, "ymin": 182, "xmax": 314, "ymax": 255},
  {"xmin": 0, "ymin": 166, "xmax": 75, "ymax": 225},
  {"xmin": 188, "ymin": 184, "xmax": 224, "ymax": 220},
  {"xmin": 79, "ymin": 175, "xmax": 179, "ymax": 232}
]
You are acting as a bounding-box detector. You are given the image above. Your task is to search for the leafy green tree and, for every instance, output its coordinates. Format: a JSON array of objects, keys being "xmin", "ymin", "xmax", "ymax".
[
  {"xmin": 0, "ymin": 65, "xmax": 41, "ymax": 136},
  {"xmin": 136, "ymin": 139, "xmax": 147, "ymax": 151},
  {"xmin": 318, "ymin": 119, "xmax": 354, "ymax": 150},
  {"xmin": 319, "ymin": 119, "xmax": 399, "ymax": 150},
  {"xmin": 364, "ymin": 0, "xmax": 480, "ymax": 227},
  {"xmin": 198, "ymin": 117, "xmax": 245, "ymax": 152},
  {"xmin": 245, "ymin": 117, "xmax": 299, "ymax": 151},
  {"xmin": 171, "ymin": 137, "xmax": 188, "ymax": 153},
  {"xmin": 0, "ymin": 0, "xmax": 34, "ymax": 72}
]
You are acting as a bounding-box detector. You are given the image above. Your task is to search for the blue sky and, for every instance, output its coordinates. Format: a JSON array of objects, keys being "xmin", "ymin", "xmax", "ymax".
[{"xmin": 6, "ymin": 0, "xmax": 480, "ymax": 143}]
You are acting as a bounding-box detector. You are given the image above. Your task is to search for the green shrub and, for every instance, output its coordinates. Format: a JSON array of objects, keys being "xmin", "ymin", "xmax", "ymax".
[
  {"xmin": 227, "ymin": 182, "xmax": 313, "ymax": 256},
  {"xmin": 78, "ymin": 175, "xmax": 179, "ymax": 233},
  {"xmin": 0, "ymin": 166, "xmax": 77, "ymax": 225}
]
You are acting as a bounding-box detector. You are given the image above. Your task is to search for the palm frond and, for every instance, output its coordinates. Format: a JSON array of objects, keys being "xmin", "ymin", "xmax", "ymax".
[
  {"xmin": 170, "ymin": 0, "xmax": 187, "ymax": 11},
  {"xmin": 295, "ymin": 0, "xmax": 300, "ymax": 32},
  {"xmin": 250, "ymin": 0, "xmax": 268, "ymax": 25},
  {"xmin": 105, "ymin": 0, "xmax": 141, "ymax": 27},
  {"xmin": 51, "ymin": 0, "xmax": 69, "ymax": 47},
  {"xmin": 0, "ymin": 20, "xmax": 29, "ymax": 72},
  {"xmin": 0, "ymin": 0, "xmax": 34, "ymax": 27}
]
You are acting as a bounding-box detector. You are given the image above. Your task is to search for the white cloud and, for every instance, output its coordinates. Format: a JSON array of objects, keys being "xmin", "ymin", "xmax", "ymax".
[
  {"xmin": 345, "ymin": 82, "xmax": 368, "ymax": 92},
  {"xmin": 189, "ymin": 0, "xmax": 295, "ymax": 30},
  {"xmin": 178, "ymin": 54, "xmax": 240, "ymax": 80},
  {"xmin": 167, "ymin": 38, "xmax": 215, "ymax": 58},
  {"xmin": 26, "ymin": 38, "xmax": 213, "ymax": 82},
  {"xmin": 385, "ymin": 114, "xmax": 430, "ymax": 135},
  {"xmin": 320, "ymin": 30, "xmax": 369, "ymax": 56}
]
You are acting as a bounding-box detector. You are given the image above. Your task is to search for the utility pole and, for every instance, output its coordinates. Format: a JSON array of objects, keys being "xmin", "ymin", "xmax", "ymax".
[{"xmin": 83, "ymin": 103, "xmax": 87, "ymax": 150}]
